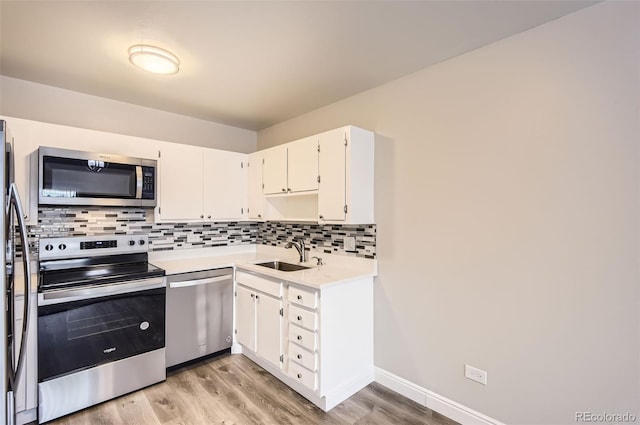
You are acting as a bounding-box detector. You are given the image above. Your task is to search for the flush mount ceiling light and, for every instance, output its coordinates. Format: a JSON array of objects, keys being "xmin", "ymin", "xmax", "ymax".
[{"xmin": 128, "ymin": 44, "xmax": 180, "ymax": 75}]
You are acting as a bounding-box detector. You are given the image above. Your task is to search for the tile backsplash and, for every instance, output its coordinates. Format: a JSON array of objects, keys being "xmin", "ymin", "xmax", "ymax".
[
  {"xmin": 27, "ymin": 207, "xmax": 376, "ymax": 258},
  {"xmin": 30, "ymin": 207, "xmax": 257, "ymax": 253},
  {"xmin": 258, "ymin": 221, "xmax": 376, "ymax": 259}
]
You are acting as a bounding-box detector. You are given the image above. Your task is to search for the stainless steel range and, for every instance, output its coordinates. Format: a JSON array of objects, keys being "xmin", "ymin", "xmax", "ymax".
[{"xmin": 36, "ymin": 234, "xmax": 166, "ymax": 423}]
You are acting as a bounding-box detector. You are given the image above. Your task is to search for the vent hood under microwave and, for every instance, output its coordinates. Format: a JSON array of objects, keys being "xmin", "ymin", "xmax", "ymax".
[{"xmin": 33, "ymin": 147, "xmax": 157, "ymax": 207}]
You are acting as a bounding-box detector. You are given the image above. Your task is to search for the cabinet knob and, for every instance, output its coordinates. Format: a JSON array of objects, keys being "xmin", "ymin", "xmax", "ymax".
[
  {"xmin": 255, "ymin": 294, "xmax": 259, "ymax": 299},
  {"xmin": 297, "ymin": 335, "xmax": 302, "ymax": 341},
  {"xmin": 207, "ymin": 215, "xmax": 211, "ymax": 219},
  {"xmin": 319, "ymin": 215, "xmax": 324, "ymax": 220},
  {"xmin": 258, "ymin": 214, "xmax": 262, "ymax": 218},
  {"xmin": 297, "ymin": 373, "xmax": 302, "ymax": 379},
  {"xmin": 200, "ymin": 215, "xmax": 204, "ymax": 219},
  {"xmin": 282, "ymin": 188, "xmax": 286, "ymax": 192},
  {"xmin": 251, "ymin": 294, "xmax": 255, "ymax": 298},
  {"xmin": 287, "ymin": 188, "xmax": 291, "ymax": 192},
  {"xmin": 297, "ymin": 316, "xmax": 302, "ymax": 321},
  {"xmin": 297, "ymin": 354, "xmax": 302, "ymax": 360},
  {"xmin": 297, "ymin": 295, "xmax": 302, "ymax": 300}
]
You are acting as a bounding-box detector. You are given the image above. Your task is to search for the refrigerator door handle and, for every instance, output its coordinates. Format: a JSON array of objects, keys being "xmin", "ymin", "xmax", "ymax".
[{"xmin": 7, "ymin": 183, "xmax": 32, "ymax": 390}]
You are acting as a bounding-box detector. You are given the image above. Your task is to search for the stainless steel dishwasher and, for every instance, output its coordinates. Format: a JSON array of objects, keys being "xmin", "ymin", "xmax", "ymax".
[{"xmin": 165, "ymin": 267, "xmax": 233, "ymax": 367}]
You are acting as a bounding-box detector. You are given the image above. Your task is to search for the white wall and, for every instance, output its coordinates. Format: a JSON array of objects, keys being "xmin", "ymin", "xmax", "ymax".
[
  {"xmin": 0, "ymin": 76, "xmax": 256, "ymax": 153},
  {"xmin": 258, "ymin": 2, "xmax": 640, "ymax": 424}
]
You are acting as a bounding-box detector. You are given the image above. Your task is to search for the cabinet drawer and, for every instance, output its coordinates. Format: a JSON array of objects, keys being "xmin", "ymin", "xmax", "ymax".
[
  {"xmin": 236, "ymin": 271, "xmax": 282, "ymax": 298},
  {"xmin": 288, "ymin": 285, "xmax": 317, "ymax": 309},
  {"xmin": 288, "ymin": 324, "xmax": 317, "ymax": 352},
  {"xmin": 288, "ymin": 360, "xmax": 317, "ymax": 391},
  {"xmin": 288, "ymin": 342, "xmax": 317, "ymax": 372},
  {"xmin": 288, "ymin": 304, "xmax": 317, "ymax": 331}
]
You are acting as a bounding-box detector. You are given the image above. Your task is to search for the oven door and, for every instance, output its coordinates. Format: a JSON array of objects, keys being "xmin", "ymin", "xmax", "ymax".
[{"xmin": 37, "ymin": 278, "xmax": 166, "ymax": 382}]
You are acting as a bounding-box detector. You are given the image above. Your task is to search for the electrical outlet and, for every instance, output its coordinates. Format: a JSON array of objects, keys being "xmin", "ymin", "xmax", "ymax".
[
  {"xmin": 344, "ymin": 236, "xmax": 356, "ymax": 251},
  {"xmin": 465, "ymin": 364, "xmax": 487, "ymax": 385}
]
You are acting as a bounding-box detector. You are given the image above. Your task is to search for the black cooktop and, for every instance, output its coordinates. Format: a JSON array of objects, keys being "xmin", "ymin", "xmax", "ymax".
[{"xmin": 39, "ymin": 253, "xmax": 165, "ymax": 292}]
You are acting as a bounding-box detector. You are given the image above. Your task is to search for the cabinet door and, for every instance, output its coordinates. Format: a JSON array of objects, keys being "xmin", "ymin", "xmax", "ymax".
[
  {"xmin": 287, "ymin": 137, "xmax": 319, "ymax": 193},
  {"xmin": 318, "ymin": 129, "xmax": 347, "ymax": 221},
  {"xmin": 203, "ymin": 150, "xmax": 245, "ymax": 220},
  {"xmin": 262, "ymin": 146, "xmax": 288, "ymax": 195},
  {"xmin": 235, "ymin": 286, "xmax": 256, "ymax": 352},
  {"xmin": 247, "ymin": 151, "xmax": 264, "ymax": 219},
  {"xmin": 159, "ymin": 143, "xmax": 204, "ymax": 220},
  {"xmin": 256, "ymin": 293, "xmax": 282, "ymax": 369}
]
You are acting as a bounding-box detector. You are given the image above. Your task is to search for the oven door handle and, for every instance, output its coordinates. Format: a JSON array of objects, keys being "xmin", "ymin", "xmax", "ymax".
[
  {"xmin": 38, "ymin": 277, "xmax": 166, "ymax": 306},
  {"xmin": 168, "ymin": 274, "xmax": 232, "ymax": 289}
]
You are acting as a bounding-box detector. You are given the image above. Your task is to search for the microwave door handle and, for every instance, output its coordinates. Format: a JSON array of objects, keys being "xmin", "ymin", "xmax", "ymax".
[
  {"xmin": 8, "ymin": 183, "xmax": 32, "ymax": 389},
  {"xmin": 135, "ymin": 165, "xmax": 143, "ymax": 199}
]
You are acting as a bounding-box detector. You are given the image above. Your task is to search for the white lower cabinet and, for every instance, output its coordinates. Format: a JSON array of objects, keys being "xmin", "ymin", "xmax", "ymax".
[
  {"xmin": 235, "ymin": 272, "xmax": 283, "ymax": 370},
  {"xmin": 234, "ymin": 268, "xmax": 374, "ymax": 412},
  {"xmin": 255, "ymin": 293, "xmax": 283, "ymax": 368},
  {"xmin": 234, "ymin": 285, "xmax": 257, "ymax": 352}
]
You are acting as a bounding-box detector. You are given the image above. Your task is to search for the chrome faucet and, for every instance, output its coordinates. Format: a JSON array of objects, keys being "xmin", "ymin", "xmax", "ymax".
[{"xmin": 285, "ymin": 239, "xmax": 306, "ymax": 263}]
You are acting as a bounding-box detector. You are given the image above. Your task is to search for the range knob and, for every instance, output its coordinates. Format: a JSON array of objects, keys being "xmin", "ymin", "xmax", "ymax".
[
  {"xmin": 139, "ymin": 239, "xmax": 146, "ymax": 246},
  {"xmin": 58, "ymin": 244, "xmax": 67, "ymax": 250},
  {"xmin": 45, "ymin": 244, "xmax": 53, "ymax": 251},
  {"xmin": 129, "ymin": 240, "xmax": 136, "ymax": 246}
]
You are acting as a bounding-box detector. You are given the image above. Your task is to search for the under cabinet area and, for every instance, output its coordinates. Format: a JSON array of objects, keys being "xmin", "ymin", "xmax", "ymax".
[
  {"xmin": 157, "ymin": 143, "xmax": 247, "ymax": 222},
  {"xmin": 234, "ymin": 267, "xmax": 374, "ymax": 412}
]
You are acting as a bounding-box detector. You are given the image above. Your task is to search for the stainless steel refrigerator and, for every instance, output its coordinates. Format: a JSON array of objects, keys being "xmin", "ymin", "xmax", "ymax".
[{"xmin": 1, "ymin": 119, "xmax": 33, "ymax": 425}]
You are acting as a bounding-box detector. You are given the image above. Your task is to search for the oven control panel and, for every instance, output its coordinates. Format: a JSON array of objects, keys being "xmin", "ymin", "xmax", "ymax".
[
  {"xmin": 39, "ymin": 235, "xmax": 150, "ymax": 260},
  {"xmin": 80, "ymin": 240, "xmax": 118, "ymax": 250}
]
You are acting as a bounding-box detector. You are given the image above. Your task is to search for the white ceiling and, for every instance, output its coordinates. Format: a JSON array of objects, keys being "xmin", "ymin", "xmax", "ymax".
[{"xmin": 0, "ymin": 1, "xmax": 596, "ymax": 131}]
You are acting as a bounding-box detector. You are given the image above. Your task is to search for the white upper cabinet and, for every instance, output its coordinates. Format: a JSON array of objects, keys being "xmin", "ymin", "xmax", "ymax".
[
  {"xmin": 247, "ymin": 151, "xmax": 264, "ymax": 220},
  {"xmin": 158, "ymin": 143, "xmax": 204, "ymax": 221},
  {"xmin": 318, "ymin": 126, "xmax": 374, "ymax": 224},
  {"xmin": 287, "ymin": 136, "xmax": 319, "ymax": 193},
  {"xmin": 252, "ymin": 125, "xmax": 374, "ymax": 224},
  {"xmin": 1, "ymin": 116, "xmax": 162, "ymax": 226},
  {"xmin": 203, "ymin": 149, "xmax": 245, "ymax": 220},
  {"xmin": 157, "ymin": 143, "xmax": 247, "ymax": 222},
  {"xmin": 262, "ymin": 145, "xmax": 288, "ymax": 195},
  {"xmin": 263, "ymin": 137, "xmax": 319, "ymax": 195},
  {"xmin": 318, "ymin": 129, "xmax": 346, "ymax": 221}
]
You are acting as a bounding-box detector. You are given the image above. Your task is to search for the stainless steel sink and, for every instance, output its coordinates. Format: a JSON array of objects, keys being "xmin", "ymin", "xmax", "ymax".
[{"xmin": 255, "ymin": 261, "xmax": 310, "ymax": 272}]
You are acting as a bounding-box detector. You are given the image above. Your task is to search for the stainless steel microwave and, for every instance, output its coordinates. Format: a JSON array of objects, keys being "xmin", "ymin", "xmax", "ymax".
[{"xmin": 33, "ymin": 147, "xmax": 157, "ymax": 207}]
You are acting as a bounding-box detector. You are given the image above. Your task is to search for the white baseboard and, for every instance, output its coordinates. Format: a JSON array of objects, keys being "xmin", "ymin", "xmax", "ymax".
[{"xmin": 374, "ymin": 367, "xmax": 505, "ymax": 425}]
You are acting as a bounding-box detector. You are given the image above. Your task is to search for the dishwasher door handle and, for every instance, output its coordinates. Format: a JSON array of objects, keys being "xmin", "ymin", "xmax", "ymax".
[{"xmin": 168, "ymin": 275, "xmax": 232, "ymax": 289}]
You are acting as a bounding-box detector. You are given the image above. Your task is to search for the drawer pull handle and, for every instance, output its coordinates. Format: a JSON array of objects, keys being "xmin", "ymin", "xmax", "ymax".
[
  {"xmin": 297, "ymin": 354, "xmax": 302, "ymax": 359},
  {"xmin": 297, "ymin": 295, "xmax": 302, "ymax": 300},
  {"xmin": 297, "ymin": 373, "xmax": 302, "ymax": 379},
  {"xmin": 297, "ymin": 315, "xmax": 302, "ymax": 321},
  {"xmin": 297, "ymin": 335, "xmax": 302, "ymax": 341}
]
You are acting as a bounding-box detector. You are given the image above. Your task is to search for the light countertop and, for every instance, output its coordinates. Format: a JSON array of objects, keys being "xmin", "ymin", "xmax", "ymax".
[{"xmin": 149, "ymin": 245, "xmax": 377, "ymax": 290}]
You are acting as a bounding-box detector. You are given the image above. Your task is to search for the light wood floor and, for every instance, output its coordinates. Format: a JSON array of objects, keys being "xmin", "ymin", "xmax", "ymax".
[{"xmin": 49, "ymin": 353, "xmax": 458, "ymax": 425}]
